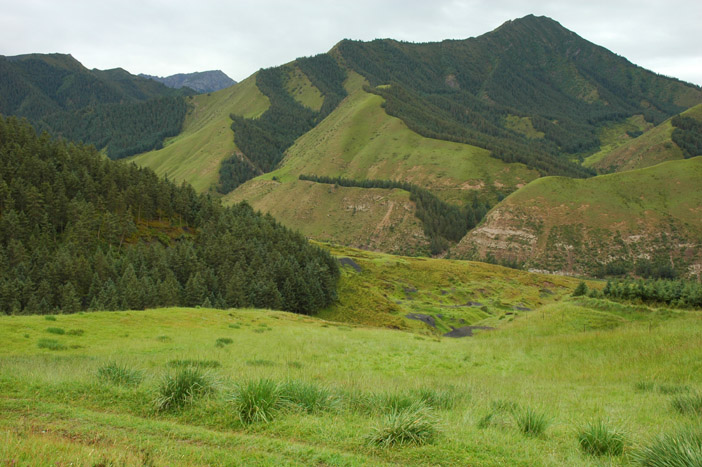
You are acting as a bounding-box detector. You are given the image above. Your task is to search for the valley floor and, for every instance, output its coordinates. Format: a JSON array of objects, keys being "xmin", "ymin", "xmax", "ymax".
[{"xmin": 1, "ymin": 302, "xmax": 701, "ymax": 466}]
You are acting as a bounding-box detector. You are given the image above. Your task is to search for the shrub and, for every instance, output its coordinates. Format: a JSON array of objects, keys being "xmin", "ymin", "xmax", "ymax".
[
  {"xmin": 633, "ymin": 426, "xmax": 702, "ymax": 466},
  {"xmin": 280, "ymin": 380, "xmax": 334, "ymax": 413},
  {"xmin": 577, "ymin": 420, "xmax": 626, "ymax": 456},
  {"xmin": 367, "ymin": 403, "xmax": 438, "ymax": 447},
  {"xmin": 514, "ymin": 407, "xmax": 550, "ymax": 437},
  {"xmin": 97, "ymin": 362, "xmax": 143, "ymax": 387},
  {"xmin": 37, "ymin": 338, "xmax": 66, "ymax": 351},
  {"xmin": 231, "ymin": 378, "xmax": 285, "ymax": 424},
  {"xmin": 46, "ymin": 327, "xmax": 65, "ymax": 335},
  {"xmin": 671, "ymin": 393, "xmax": 702, "ymax": 417},
  {"xmin": 154, "ymin": 367, "xmax": 214, "ymax": 411}
]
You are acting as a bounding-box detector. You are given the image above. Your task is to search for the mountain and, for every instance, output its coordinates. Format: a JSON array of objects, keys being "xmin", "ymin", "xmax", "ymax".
[
  {"xmin": 0, "ymin": 53, "xmax": 192, "ymax": 159},
  {"xmin": 120, "ymin": 16, "xmax": 702, "ymax": 266},
  {"xmin": 140, "ymin": 70, "xmax": 236, "ymax": 93}
]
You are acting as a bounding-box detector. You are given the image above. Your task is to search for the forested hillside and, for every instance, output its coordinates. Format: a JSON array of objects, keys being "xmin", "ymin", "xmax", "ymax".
[
  {"xmin": 0, "ymin": 54, "xmax": 191, "ymax": 159},
  {"xmin": 334, "ymin": 15, "xmax": 701, "ymax": 177},
  {"xmin": 0, "ymin": 116, "xmax": 339, "ymax": 315}
]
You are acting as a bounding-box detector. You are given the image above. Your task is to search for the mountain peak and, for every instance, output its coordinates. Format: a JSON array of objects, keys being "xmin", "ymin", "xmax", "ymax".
[{"xmin": 139, "ymin": 70, "xmax": 236, "ymax": 93}]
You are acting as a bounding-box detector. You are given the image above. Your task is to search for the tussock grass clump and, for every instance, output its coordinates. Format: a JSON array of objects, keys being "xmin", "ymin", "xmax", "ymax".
[
  {"xmin": 515, "ymin": 407, "xmax": 551, "ymax": 437},
  {"xmin": 414, "ymin": 388, "xmax": 464, "ymax": 411},
  {"xmin": 231, "ymin": 378, "xmax": 285, "ymax": 424},
  {"xmin": 37, "ymin": 338, "xmax": 66, "ymax": 351},
  {"xmin": 66, "ymin": 329, "xmax": 85, "ymax": 336},
  {"xmin": 634, "ymin": 381, "xmax": 655, "ymax": 392},
  {"xmin": 671, "ymin": 393, "xmax": 702, "ymax": 417},
  {"xmin": 215, "ymin": 337, "xmax": 233, "ymax": 347},
  {"xmin": 373, "ymin": 392, "xmax": 417, "ymax": 414},
  {"xmin": 577, "ymin": 420, "xmax": 626, "ymax": 456},
  {"xmin": 280, "ymin": 380, "xmax": 334, "ymax": 414},
  {"xmin": 245, "ymin": 359, "xmax": 276, "ymax": 367},
  {"xmin": 44, "ymin": 315, "xmax": 57, "ymax": 321},
  {"xmin": 659, "ymin": 384, "xmax": 690, "ymax": 395},
  {"xmin": 228, "ymin": 323, "xmax": 241, "ymax": 329},
  {"xmin": 45, "ymin": 327, "xmax": 65, "ymax": 335},
  {"xmin": 97, "ymin": 362, "xmax": 143, "ymax": 387},
  {"xmin": 633, "ymin": 426, "xmax": 702, "ymax": 466},
  {"xmin": 367, "ymin": 403, "xmax": 438, "ymax": 448},
  {"xmin": 155, "ymin": 367, "xmax": 214, "ymax": 412},
  {"xmin": 167, "ymin": 359, "xmax": 221, "ymax": 369},
  {"xmin": 477, "ymin": 400, "xmax": 518, "ymax": 429}
]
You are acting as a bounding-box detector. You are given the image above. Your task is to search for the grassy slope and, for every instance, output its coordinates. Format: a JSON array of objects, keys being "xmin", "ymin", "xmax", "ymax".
[
  {"xmin": 129, "ymin": 76, "xmax": 269, "ymax": 192},
  {"xmin": 457, "ymin": 157, "xmax": 702, "ymax": 276},
  {"xmin": 321, "ymin": 243, "xmax": 587, "ymax": 332},
  {"xmin": 245, "ymin": 72, "xmax": 538, "ymax": 204},
  {"xmin": 1, "ymin": 297, "xmax": 699, "ymax": 465},
  {"xmin": 585, "ymin": 104, "xmax": 702, "ymax": 173},
  {"xmin": 225, "ymin": 72, "xmax": 539, "ymax": 252},
  {"xmin": 284, "ymin": 64, "xmax": 324, "ymax": 111}
]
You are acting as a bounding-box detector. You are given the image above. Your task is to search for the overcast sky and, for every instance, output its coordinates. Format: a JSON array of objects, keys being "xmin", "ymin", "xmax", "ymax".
[{"xmin": 1, "ymin": 0, "xmax": 700, "ymax": 86}]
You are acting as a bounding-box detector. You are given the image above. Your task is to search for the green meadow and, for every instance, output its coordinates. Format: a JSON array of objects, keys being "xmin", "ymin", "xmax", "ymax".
[{"xmin": 2, "ymin": 251, "xmax": 701, "ymax": 466}]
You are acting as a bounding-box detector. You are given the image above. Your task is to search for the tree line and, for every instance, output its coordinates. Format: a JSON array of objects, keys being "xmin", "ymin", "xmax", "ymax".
[
  {"xmin": 0, "ymin": 116, "xmax": 339, "ymax": 315},
  {"xmin": 671, "ymin": 115, "xmax": 702, "ymax": 159},
  {"xmin": 601, "ymin": 278, "xmax": 702, "ymax": 309},
  {"xmin": 298, "ymin": 174, "xmax": 489, "ymax": 254}
]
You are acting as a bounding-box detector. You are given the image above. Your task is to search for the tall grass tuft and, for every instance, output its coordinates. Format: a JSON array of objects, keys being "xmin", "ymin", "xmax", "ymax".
[
  {"xmin": 231, "ymin": 379, "xmax": 285, "ymax": 424},
  {"xmin": 367, "ymin": 403, "xmax": 438, "ymax": 447},
  {"xmin": 280, "ymin": 380, "xmax": 334, "ymax": 414},
  {"xmin": 514, "ymin": 407, "xmax": 550, "ymax": 437},
  {"xmin": 45, "ymin": 327, "xmax": 65, "ymax": 335},
  {"xmin": 633, "ymin": 426, "xmax": 702, "ymax": 466},
  {"xmin": 577, "ymin": 420, "xmax": 626, "ymax": 456},
  {"xmin": 154, "ymin": 367, "xmax": 214, "ymax": 411},
  {"xmin": 37, "ymin": 338, "xmax": 66, "ymax": 351},
  {"xmin": 98, "ymin": 362, "xmax": 143, "ymax": 387},
  {"xmin": 215, "ymin": 337, "xmax": 233, "ymax": 347},
  {"xmin": 671, "ymin": 393, "xmax": 702, "ymax": 417},
  {"xmin": 167, "ymin": 359, "xmax": 221, "ymax": 369},
  {"xmin": 414, "ymin": 387, "xmax": 463, "ymax": 410},
  {"xmin": 477, "ymin": 400, "xmax": 518, "ymax": 430}
]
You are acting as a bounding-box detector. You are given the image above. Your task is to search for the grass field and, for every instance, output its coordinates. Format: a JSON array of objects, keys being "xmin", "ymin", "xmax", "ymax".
[
  {"xmin": 1, "ymin": 248, "xmax": 700, "ymax": 466},
  {"xmin": 1, "ymin": 301, "xmax": 699, "ymax": 466}
]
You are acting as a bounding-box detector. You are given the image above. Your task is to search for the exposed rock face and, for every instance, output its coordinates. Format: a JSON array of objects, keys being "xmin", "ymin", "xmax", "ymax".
[{"xmin": 140, "ymin": 70, "xmax": 236, "ymax": 93}]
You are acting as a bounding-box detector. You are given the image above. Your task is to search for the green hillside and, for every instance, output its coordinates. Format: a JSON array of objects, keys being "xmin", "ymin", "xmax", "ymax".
[
  {"xmin": 225, "ymin": 72, "xmax": 538, "ymax": 253},
  {"xmin": 456, "ymin": 157, "xmax": 702, "ymax": 278},
  {"xmin": 584, "ymin": 104, "xmax": 702, "ymax": 172},
  {"xmin": 129, "ymin": 76, "xmax": 269, "ymax": 192},
  {"xmin": 0, "ymin": 53, "xmax": 191, "ymax": 159}
]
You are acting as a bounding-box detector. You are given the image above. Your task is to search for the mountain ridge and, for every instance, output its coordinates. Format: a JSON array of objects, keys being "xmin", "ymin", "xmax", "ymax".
[{"xmin": 139, "ymin": 70, "xmax": 236, "ymax": 93}]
